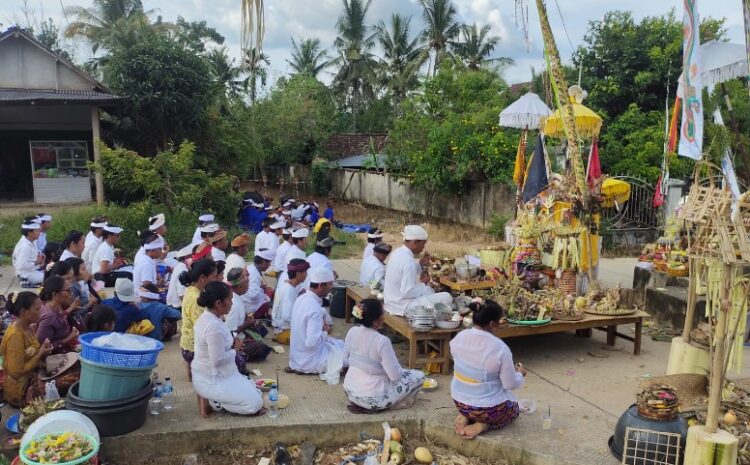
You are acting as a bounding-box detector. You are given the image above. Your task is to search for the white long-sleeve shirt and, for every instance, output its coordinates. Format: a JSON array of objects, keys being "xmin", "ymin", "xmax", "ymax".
[
  {"xmin": 383, "ymin": 245, "xmax": 434, "ymax": 316},
  {"xmin": 343, "ymin": 326, "xmax": 403, "ymax": 398},
  {"xmin": 166, "ymin": 261, "xmax": 188, "ymax": 308},
  {"xmin": 225, "ymin": 291, "xmax": 251, "ymax": 333},
  {"xmin": 244, "ymin": 263, "xmax": 270, "ymax": 312},
  {"xmin": 289, "ymin": 291, "xmax": 333, "ymax": 373},
  {"xmin": 132, "ymin": 253, "xmax": 156, "ymax": 291},
  {"xmin": 275, "ymin": 244, "xmax": 307, "ymax": 288},
  {"xmin": 307, "ymin": 252, "xmax": 334, "ymax": 274},
  {"xmin": 82, "ymin": 232, "xmax": 102, "ymax": 272},
  {"xmin": 192, "ymin": 310, "xmax": 238, "ymax": 381},
  {"xmin": 273, "ymin": 241, "xmax": 292, "ymax": 272},
  {"xmin": 363, "ymin": 243, "xmax": 375, "ymax": 259},
  {"xmin": 224, "ymin": 253, "xmax": 247, "ymax": 279},
  {"xmin": 272, "ymin": 280, "xmax": 301, "ymax": 332},
  {"xmin": 450, "ymin": 328, "xmax": 524, "ymax": 407},
  {"xmin": 36, "ymin": 232, "xmax": 47, "ymax": 253},
  {"xmin": 359, "ymin": 255, "xmax": 385, "ymax": 288},
  {"xmin": 254, "ymin": 230, "xmax": 279, "ymax": 257},
  {"xmin": 12, "ymin": 236, "xmax": 40, "ymax": 278}
]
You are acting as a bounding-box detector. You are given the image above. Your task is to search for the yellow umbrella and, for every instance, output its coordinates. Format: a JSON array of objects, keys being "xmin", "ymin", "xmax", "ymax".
[
  {"xmin": 542, "ymin": 103, "xmax": 603, "ymax": 139},
  {"xmin": 601, "ymin": 178, "xmax": 631, "ymax": 208}
]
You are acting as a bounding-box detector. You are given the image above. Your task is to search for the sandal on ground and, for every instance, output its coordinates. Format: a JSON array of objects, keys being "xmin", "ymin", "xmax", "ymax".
[{"xmin": 347, "ymin": 403, "xmax": 380, "ymax": 414}]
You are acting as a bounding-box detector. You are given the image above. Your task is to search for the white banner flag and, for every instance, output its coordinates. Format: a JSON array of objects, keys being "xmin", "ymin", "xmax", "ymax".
[
  {"xmin": 713, "ymin": 109, "xmax": 741, "ymax": 201},
  {"xmin": 678, "ymin": 0, "xmax": 704, "ymax": 160}
]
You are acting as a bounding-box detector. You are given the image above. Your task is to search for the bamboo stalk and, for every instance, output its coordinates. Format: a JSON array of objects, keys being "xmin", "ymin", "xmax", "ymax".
[
  {"xmin": 682, "ymin": 258, "xmax": 698, "ymax": 339},
  {"xmin": 706, "ymin": 264, "xmax": 732, "ymax": 433}
]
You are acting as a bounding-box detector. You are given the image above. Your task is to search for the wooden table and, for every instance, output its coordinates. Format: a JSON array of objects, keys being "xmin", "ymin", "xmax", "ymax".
[
  {"xmin": 383, "ymin": 313, "xmax": 460, "ymax": 375},
  {"xmin": 438, "ymin": 276, "xmax": 497, "ymax": 292},
  {"xmin": 344, "ymin": 285, "xmax": 371, "ymax": 323},
  {"xmin": 494, "ymin": 310, "xmax": 648, "ymax": 355}
]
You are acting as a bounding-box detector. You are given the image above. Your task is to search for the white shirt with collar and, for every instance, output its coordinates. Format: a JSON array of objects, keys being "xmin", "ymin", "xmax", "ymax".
[
  {"xmin": 360, "ymin": 254, "xmax": 386, "ymax": 287},
  {"xmin": 59, "ymin": 249, "xmax": 77, "ymax": 262},
  {"xmin": 289, "ymin": 291, "xmax": 343, "ymax": 373},
  {"xmin": 383, "ymin": 245, "xmax": 451, "ymax": 316},
  {"xmin": 12, "ymin": 236, "xmax": 40, "ymax": 279},
  {"xmin": 132, "ymin": 253, "xmax": 157, "ymax": 291},
  {"xmin": 92, "ymin": 241, "xmax": 115, "ymax": 274},
  {"xmin": 244, "ymin": 263, "xmax": 270, "ymax": 312}
]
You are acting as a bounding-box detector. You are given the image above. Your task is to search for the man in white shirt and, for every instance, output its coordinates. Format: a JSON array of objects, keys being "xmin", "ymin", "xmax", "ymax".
[
  {"xmin": 363, "ymin": 228, "xmax": 384, "ymax": 259},
  {"xmin": 225, "ymin": 233, "xmax": 250, "ymax": 278},
  {"xmin": 360, "ymin": 243, "xmax": 391, "ymax": 288},
  {"xmin": 192, "ymin": 213, "xmax": 214, "ymax": 246},
  {"xmin": 12, "ymin": 218, "xmax": 45, "ymax": 286},
  {"xmin": 288, "ymin": 267, "xmax": 345, "ymax": 374},
  {"xmin": 307, "ymin": 236, "xmax": 337, "ymax": 278},
  {"xmin": 383, "ymin": 225, "xmax": 452, "ymax": 316},
  {"xmin": 210, "ymin": 230, "xmax": 228, "ymax": 262},
  {"xmin": 254, "ymin": 218, "xmax": 285, "ymax": 259},
  {"xmin": 133, "ymin": 236, "xmax": 164, "ymax": 292},
  {"xmin": 272, "ymin": 229, "xmax": 293, "ymax": 272},
  {"xmin": 82, "ymin": 218, "xmax": 106, "ymax": 272},
  {"xmin": 34, "ymin": 213, "xmax": 52, "ymax": 253},
  {"xmin": 272, "ymin": 258, "xmax": 309, "ymax": 344},
  {"xmin": 135, "ymin": 213, "xmax": 168, "ymax": 262},
  {"xmin": 245, "ymin": 249, "xmax": 274, "ymax": 319},
  {"xmin": 166, "ymin": 244, "xmax": 193, "ymax": 309},
  {"xmin": 275, "ymin": 228, "xmax": 309, "ymax": 288},
  {"xmin": 92, "ymin": 224, "xmax": 133, "ymax": 287}
]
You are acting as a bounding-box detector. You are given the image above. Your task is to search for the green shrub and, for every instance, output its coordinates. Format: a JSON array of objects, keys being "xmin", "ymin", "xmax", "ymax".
[
  {"xmin": 310, "ymin": 162, "xmax": 332, "ymax": 197},
  {"xmin": 487, "ymin": 214, "xmax": 510, "ymax": 240}
]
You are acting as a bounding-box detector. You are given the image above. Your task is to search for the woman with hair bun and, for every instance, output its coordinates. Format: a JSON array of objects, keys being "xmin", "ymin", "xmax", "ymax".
[
  {"xmin": 179, "ymin": 258, "xmax": 221, "ymax": 380},
  {"xmin": 0, "ymin": 292, "xmax": 54, "ymax": 406},
  {"xmin": 343, "ymin": 298, "xmax": 425, "ymax": 412},
  {"xmin": 192, "ymin": 281, "xmax": 264, "ymax": 417},
  {"xmin": 450, "ymin": 299, "xmax": 527, "ymax": 439}
]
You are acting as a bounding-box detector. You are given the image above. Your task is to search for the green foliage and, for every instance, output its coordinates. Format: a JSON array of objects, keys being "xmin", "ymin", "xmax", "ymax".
[
  {"xmin": 105, "ymin": 31, "xmax": 215, "ymax": 155},
  {"xmin": 388, "ymin": 67, "xmax": 515, "ymax": 191},
  {"xmin": 599, "ymin": 104, "xmax": 693, "ymax": 182},
  {"xmin": 92, "ymin": 141, "xmax": 240, "ymax": 223},
  {"xmin": 487, "ymin": 213, "xmax": 510, "ymax": 240},
  {"xmin": 310, "ymin": 163, "xmax": 333, "ymax": 196},
  {"xmin": 244, "ymin": 75, "xmax": 337, "ymax": 166}
]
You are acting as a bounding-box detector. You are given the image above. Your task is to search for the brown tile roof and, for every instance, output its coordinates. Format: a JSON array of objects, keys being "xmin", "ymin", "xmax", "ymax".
[{"xmin": 323, "ymin": 133, "xmax": 388, "ymax": 159}]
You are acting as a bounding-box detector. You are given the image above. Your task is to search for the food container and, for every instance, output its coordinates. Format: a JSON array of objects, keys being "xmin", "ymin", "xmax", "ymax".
[
  {"xmin": 456, "ymin": 264, "xmax": 478, "ymax": 279},
  {"xmin": 433, "ymin": 303, "xmax": 453, "ymax": 321},
  {"xmin": 436, "ymin": 319, "xmax": 461, "ymax": 329}
]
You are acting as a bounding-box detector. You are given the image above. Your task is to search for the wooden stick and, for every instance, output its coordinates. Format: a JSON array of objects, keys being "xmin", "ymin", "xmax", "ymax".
[{"xmin": 682, "ymin": 257, "xmax": 698, "ymax": 339}]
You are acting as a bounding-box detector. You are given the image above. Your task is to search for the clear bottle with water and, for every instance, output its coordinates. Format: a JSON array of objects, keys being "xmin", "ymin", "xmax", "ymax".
[
  {"xmin": 268, "ymin": 388, "xmax": 279, "ymax": 419},
  {"xmin": 149, "ymin": 386, "xmax": 162, "ymax": 416},
  {"xmin": 162, "ymin": 377, "xmax": 174, "ymax": 411}
]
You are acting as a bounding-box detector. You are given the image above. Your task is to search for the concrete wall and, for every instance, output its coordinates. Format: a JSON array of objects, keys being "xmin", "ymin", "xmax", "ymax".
[{"xmin": 330, "ymin": 169, "xmax": 516, "ymax": 228}]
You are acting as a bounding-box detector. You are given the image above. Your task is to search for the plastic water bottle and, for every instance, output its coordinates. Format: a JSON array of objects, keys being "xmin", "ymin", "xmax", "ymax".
[
  {"xmin": 363, "ymin": 452, "xmax": 378, "ymax": 465},
  {"xmin": 268, "ymin": 388, "xmax": 279, "ymax": 419},
  {"xmin": 149, "ymin": 387, "xmax": 162, "ymax": 416},
  {"xmin": 162, "ymin": 378, "xmax": 174, "ymax": 411}
]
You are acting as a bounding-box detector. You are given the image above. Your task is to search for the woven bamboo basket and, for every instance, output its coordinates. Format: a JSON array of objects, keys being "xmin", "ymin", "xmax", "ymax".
[{"xmin": 558, "ymin": 270, "xmax": 577, "ymax": 295}]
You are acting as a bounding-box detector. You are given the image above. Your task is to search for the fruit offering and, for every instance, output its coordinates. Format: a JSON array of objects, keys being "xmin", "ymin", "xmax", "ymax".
[{"xmin": 24, "ymin": 432, "xmax": 94, "ymax": 464}]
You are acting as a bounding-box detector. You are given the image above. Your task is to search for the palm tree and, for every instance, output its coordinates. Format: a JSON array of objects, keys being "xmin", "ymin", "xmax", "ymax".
[
  {"xmin": 64, "ymin": 0, "xmax": 153, "ymax": 54},
  {"xmin": 451, "ymin": 23, "xmax": 513, "ymax": 71},
  {"xmin": 419, "ymin": 0, "xmax": 460, "ymax": 76},
  {"xmin": 244, "ymin": 47, "xmax": 270, "ymax": 103},
  {"xmin": 333, "ymin": 0, "xmax": 379, "ymax": 131},
  {"xmin": 374, "ymin": 14, "xmax": 427, "ymax": 104},
  {"xmin": 207, "ymin": 47, "xmax": 248, "ymax": 111},
  {"xmin": 287, "ymin": 38, "xmax": 332, "ymax": 79}
]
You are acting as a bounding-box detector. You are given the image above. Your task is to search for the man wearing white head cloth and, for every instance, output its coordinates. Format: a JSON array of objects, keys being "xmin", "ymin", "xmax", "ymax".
[
  {"xmin": 133, "ymin": 236, "xmax": 165, "ymax": 291},
  {"xmin": 275, "ymin": 228, "xmax": 309, "ymax": 289},
  {"xmin": 34, "ymin": 214, "xmax": 52, "ymax": 253},
  {"xmin": 244, "ymin": 249, "xmax": 275, "ymax": 319},
  {"xmin": 288, "ymin": 267, "xmax": 345, "ymax": 374},
  {"xmin": 254, "ymin": 218, "xmax": 285, "ymax": 259},
  {"xmin": 383, "ymin": 225, "xmax": 452, "ymax": 316},
  {"xmin": 12, "ymin": 218, "xmax": 45, "ymax": 286},
  {"xmin": 192, "ymin": 214, "xmax": 215, "ymax": 246}
]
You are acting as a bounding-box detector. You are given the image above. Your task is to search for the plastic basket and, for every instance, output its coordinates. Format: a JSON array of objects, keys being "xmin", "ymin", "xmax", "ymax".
[
  {"xmin": 20, "ymin": 432, "xmax": 99, "ymax": 465},
  {"xmin": 78, "ymin": 358, "xmax": 155, "ymax": 402},
  {"xmin": 79, "ymin": 332, "xmax": 163, "ymax": 368}
]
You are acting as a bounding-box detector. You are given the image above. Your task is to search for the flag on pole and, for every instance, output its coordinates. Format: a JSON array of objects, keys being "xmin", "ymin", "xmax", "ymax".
[
  {"xmin": 714, "ymin": 109, "xmax": 741, "ymax": 201},
  {"xmin": 653, "ymin": 175, "xmax": 665, "ymax": 207},
  {"xmin": 678, "ymin": 0, "xmax": 703, "ymax": 160},
  {"xmin": 586, "ymin": 138, "xmax": 602, "ymax": 188},
  {"xmin": 522, "ymin": 134, "xmax": 549, "ymax": 203},
  {"xmin": 667, "ymin": 97, "xmax": 681, "ymax": 153},
  {"xmin": 513, "ymin": 130, "xmax": 528, "ymax": 186}
]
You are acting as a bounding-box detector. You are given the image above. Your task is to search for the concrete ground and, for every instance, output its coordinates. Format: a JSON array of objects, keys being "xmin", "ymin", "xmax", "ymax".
[{"xmin": 1, "ymin": 259, "xmax": 748, "ymax": 465}]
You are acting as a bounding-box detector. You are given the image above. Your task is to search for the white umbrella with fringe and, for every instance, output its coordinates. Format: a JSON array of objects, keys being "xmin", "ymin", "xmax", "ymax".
[{"xmin": 499, "ymin": 92, "xmax": 552, "ymax": 130}]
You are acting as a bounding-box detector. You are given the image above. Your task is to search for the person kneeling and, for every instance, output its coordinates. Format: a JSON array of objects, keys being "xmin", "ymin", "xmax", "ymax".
[
  {"xmin": 192, "ymin": 281, "xmax": 264, "ymax": 417},
  {"xmin": 344, "ymin": 298, "xmax": 424, "ymax": 412},
  {"xmin": 450, "ymin": 300, "xmax": 527, "ymax": 440}
]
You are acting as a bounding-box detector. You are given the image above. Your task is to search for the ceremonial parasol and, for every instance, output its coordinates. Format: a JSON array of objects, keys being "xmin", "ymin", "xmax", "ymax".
[
  {"xmin": 601, "ymin": 178, "xmax": 631, "ymax": 208},
  {"xmin": 543, "ymin": 103, "xmax": 603, "ymax": 139},
  {"xmin": 677, "ymin": 40, "xmax": 748, "ymax": 95},
  {"xmin": 499, "ymin": 92, "xmax": 552, "ymax": 130}
]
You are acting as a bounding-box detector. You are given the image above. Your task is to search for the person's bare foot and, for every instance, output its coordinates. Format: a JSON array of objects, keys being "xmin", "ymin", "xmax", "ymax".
[
  {"xmin": 461, "ymin": 422, "xmax": 489, "ymax": 440},
  {"xmin": 454, "ymin": 414, "xmax": 469, "ymax": 435}
]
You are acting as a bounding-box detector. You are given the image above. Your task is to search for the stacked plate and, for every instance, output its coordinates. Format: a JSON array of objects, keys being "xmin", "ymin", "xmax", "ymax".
[{"xmin": 405, "ymin": 305, "xmax": 436, "ymax": 332}]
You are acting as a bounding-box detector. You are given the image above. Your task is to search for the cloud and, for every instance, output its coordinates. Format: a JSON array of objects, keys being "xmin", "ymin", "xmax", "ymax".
[{"xmin": 0, "ymin": 0, "xmax": 744, "ymax": 86}]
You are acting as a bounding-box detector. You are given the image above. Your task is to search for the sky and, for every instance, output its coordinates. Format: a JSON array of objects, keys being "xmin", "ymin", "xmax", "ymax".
[{"xmin": 0, "ymin": 0, "xmax": 745, "ymax": 86}]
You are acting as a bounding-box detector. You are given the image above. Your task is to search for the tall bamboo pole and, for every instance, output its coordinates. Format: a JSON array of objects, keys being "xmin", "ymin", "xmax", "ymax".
[
  {"xmin": 706, "ymin": 264, "xmax": 732, "ymax": 433},
  {"xmin": 535, "ymin": 0, "xmax": 587, "ymax": 206}
]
